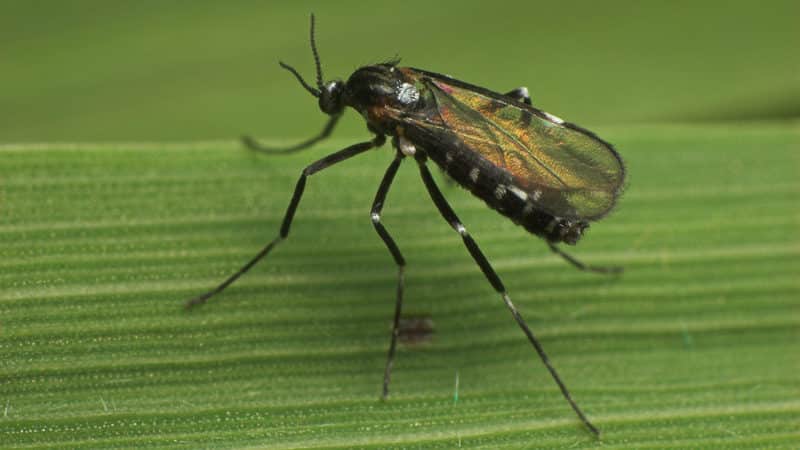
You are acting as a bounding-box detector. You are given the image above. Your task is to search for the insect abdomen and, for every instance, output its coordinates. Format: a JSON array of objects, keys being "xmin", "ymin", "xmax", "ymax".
[{"xmin": 423, "ymin": 139, "xmax": 587, "ymax": 245}]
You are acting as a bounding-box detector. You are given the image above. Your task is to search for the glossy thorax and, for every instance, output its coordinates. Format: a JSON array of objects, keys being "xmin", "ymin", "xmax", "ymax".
[{"xmin": 329, "ymin": 64, "xmax": 589, "ymax": 245}]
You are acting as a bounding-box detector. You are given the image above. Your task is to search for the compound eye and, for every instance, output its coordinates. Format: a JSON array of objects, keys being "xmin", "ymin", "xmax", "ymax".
[{"xmin": 319, "ymin": 81, "xmax": 344, "ymax": 115}]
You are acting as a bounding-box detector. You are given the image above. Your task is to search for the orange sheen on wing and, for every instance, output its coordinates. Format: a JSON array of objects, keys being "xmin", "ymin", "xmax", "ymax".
[{"xmin": 427, "ymin": 78, "xmax": 624, "ymax": 219}]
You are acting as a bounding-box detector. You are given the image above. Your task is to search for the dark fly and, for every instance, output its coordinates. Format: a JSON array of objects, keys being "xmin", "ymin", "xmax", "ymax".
[{"xmin": 186, "ymin": 14, "xmax": 625, "ymax": 436}]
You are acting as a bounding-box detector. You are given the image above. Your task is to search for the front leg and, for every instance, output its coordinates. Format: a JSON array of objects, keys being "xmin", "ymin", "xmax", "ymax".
[{"xmin": 185, "ymin": 135, "xmax": 384, "ymax": 309}]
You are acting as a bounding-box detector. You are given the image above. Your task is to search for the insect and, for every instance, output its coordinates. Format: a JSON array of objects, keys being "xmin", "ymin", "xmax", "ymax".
[{"xmin": 186, "ymin": 14, "xmax": 625, "ymax": 436}]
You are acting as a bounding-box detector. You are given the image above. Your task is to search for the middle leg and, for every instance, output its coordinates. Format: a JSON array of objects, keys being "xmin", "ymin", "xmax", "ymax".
[{"xmin": 370, "ymin": 153, "xmax": 407, "ymax": 399}]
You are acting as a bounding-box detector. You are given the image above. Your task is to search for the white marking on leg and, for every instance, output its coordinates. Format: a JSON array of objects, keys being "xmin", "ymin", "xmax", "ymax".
[
  {"xmin": 501, "ymin": 292, "xmax": 518, "ymax": 314},
  {"xmin": 371, "ymin": 212, "xmax": 380, "ymax": 224},
  {"xmin": 455, "ymin": 224, "xmax": 467, "ymax": 236},
  {"xmin": 494, "ymin": 184, "xmax": 507, "ymax": 200},
  {"xmin": 469, "ymin": 168, "xmax": 479, "ymax": 183},
  {"xmin": 398, "ymin": 135, "xmax": 416, "ymax": 156}
]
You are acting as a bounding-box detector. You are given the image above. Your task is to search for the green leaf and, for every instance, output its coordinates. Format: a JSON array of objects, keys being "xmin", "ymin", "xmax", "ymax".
[{"xmin": 2, "ymin": 122, "xmax": 798, "ymax": 448}]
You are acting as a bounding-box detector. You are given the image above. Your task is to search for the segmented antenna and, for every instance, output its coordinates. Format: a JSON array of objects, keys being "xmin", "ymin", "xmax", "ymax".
[
  {"xmin": 279, "ymin": 61, "xmax": 320, "ymax": 98},
  {"xmin": 309, "ymin": 13, "xmax": 324, "ymax": 90},
  {"xmin": 276, "ymin": 13, "xmax": 325, "ymax": 98}
]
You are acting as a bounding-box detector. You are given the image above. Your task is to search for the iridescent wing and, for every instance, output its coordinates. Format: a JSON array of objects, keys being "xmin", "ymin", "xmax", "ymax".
[{"xmin": 408, "ymin": 69, "xmax": 625, "ymax": 220}]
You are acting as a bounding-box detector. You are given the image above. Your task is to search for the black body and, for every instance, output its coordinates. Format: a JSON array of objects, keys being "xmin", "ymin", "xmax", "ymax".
[
  {"xmin": 186, "ymin": 15, "xmax": 624, "ymax": 437},
  {"xmin": 343, "ymin": 64, "xmax": 613, "ymax": 245}
]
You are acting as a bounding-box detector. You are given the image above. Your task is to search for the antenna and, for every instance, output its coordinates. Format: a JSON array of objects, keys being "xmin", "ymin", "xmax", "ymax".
[
  {"xmin": 276, "ymin": 13, "xmax": 325, "ymax": 98},
  {"xmin": 309, "ymin": 13, "xmax": 324, "ymax": 90}
]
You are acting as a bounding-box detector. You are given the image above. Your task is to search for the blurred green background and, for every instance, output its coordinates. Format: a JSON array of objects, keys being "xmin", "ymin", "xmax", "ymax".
[{"xmin": 1, "ymin": 0, "xmax": 797, "ymax": 143}]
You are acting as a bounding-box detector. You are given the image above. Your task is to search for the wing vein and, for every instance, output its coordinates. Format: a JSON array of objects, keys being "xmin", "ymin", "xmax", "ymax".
[{"xmin": 428, "ymin": 80, "xmax": 567, "ymax": 187}]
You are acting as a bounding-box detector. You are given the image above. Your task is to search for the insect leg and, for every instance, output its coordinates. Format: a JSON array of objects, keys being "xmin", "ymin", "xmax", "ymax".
[
  {"xmin": 242, "ymin": 114, "xmax": 341, "ymax": 154},
  {"xmin": 369, "ymin": 153, "xmax": 407, "ymax": 399},
  {"xmin": 185, "ymin": 135, "xmax": 384, "ymax": 309},
  {"xmin": 505, "ymin": 87, "xmax": 532, "ymax": 105},
  {"xmin": 416, "ymin": 158, "xmax": 600, "ymax": 436},
  {"xmin": 548, "ymin": 242, "xmax": 623, "ymax": 274}
]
